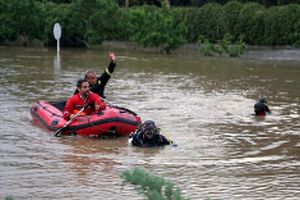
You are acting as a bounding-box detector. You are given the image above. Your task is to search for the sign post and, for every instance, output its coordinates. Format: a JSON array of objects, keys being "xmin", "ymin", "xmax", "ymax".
[
  {"xmin": 53, "ymin": 23, "xmax": 61, "ymax": 53},
  {"xmin": 53, "ymin": 23, "xmax": 61, "ymax": 73}
]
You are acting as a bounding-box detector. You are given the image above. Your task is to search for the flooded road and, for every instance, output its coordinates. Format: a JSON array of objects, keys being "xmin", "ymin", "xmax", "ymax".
[{"xmin": 0, "ymin": 46, "xmax": 299, "ymax": 199}]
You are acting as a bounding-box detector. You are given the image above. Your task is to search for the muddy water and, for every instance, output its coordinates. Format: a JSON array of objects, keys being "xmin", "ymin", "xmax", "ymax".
[{"xmin": 0, "ymin": 46, "xmax": 299, "ymax": 199}]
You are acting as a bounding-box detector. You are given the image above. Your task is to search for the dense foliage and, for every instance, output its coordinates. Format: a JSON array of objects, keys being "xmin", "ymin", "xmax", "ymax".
[
  {"xmin": 39, "ymin": 0, "xmax": 122, "ymax": 46},
  {"xmin": 83, "ymin": 0, "xmax": 300, "ymax": 7},
  {"xmin": 0, "ymin": 0, "xmax": 43, "ymax": 42},
  {"xmin": 126, "ymin": 5, "xmax": 187, "ymax": 53},
  {"xmin": 1, "ymin": 0, "xmax": 300, "ymax": 51},
  {"xmin": 174, "ymin": 2, "xmax": 300, "ymax": 47},
  {"xmin": 198, "ymin": 33, "xmax": 246, "ymax": 57}
]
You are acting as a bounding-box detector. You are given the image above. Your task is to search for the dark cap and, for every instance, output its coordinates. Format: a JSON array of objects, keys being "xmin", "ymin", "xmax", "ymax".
[
  {"xmin": 140, "ymin": 120, "xmax": 159, "ymax": 135},
  {"xmin": 259, "ymin": 98, "xmax": 267, "ymax": 104}
]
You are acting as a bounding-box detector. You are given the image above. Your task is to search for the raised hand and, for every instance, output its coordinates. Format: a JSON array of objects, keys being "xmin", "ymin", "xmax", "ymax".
[{"xmin": 109, "ymin": 51, "xmax": 116, "ymax": 64}]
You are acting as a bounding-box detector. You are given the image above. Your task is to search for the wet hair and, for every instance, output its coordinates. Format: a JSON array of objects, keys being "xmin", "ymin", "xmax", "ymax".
[
  {"xmin": 76, "ymin": 79, "xmax": 88, "ymax": 88},
  {"xmin": 84, "ymin": 69, "xmax": 96, "ymax": 80}
]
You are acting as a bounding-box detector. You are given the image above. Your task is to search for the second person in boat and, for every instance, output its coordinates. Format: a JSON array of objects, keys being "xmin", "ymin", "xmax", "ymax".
[{"xmin": 74, "ymin": 51, "xmax": 117, "ymax": 99}]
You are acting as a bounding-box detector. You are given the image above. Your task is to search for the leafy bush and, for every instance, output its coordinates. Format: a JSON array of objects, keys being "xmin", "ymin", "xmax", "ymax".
[
  {"xmin": 0, "ymin": 0, "xmax": 43, "ymax": 42},
  {"xmin": 223, "ymin": 1, "xmax": 243, "ymax": 40},
  {"xmin": 235, "ymin": 3, "xmax": 265, "ymax": 45},
  {"xmin": 198, "ymin": 35, "xmax": 215, "ymax": 56},
  {"xmin": 1, "ymin": 1, "xmax": 299, "ymax": 48},
  {"xmin": 175, "ymin": 7, "xmax": 201, "ymax": 43},
  {"xmin": 198, "ymin": 33, "xmax": 246, "ymax": 57},
  {"xmin": 41, "ymin": 0, "xmax": 121, "ymax": 47},
  {"xmin": 4, "ymin": 196, "xmax": 14, "ymax": 200},
  {"xmin": 40, "ymin": 2, "xmax": 70, "ymax": 46},
  {"xmin": 126, "ymin": 5, "xmax": 187, "ymax": 53},
  {"xmin": 121, "ymin": 167, "xmax": 190, "ymax": 200},
  {"xmin": 264, "ymin": 4, "xmax": 300, "ymax": 46},
  {"xmin": 85, "ymin": 0, "xmax": 120, "ymax": 44},
  {"xmin": 290, "ymin": 5, "xmax": 300, "ymax": 47},
  {"xmin": 110, "ymin": 8, "xmax": 131, "ymax": 41},
  {"xmin": 197, "ymin": 3, "xmax": 228, "ymax": 42}
]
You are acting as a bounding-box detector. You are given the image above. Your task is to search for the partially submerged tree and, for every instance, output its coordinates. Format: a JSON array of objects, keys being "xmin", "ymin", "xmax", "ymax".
[{"xmin": 121, "ymin": 167, "xmax": 190, "ymax": 200}]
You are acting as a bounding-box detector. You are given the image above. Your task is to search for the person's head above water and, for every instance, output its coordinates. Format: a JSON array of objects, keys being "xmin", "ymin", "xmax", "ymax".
[
  {"xmin": 259, "ymin": 98, "xmax": 267, "ymax": 104},
  {"xmin": 254, "ymin": 97, "xmax": 271, "ymax": 116},
  {"xmin": 140, "ymin": 120, "xmax": 159, "ymax": 140},
  {"xmin": 129, "ymin": 120, "xmax": 172, "ymax": 147}
]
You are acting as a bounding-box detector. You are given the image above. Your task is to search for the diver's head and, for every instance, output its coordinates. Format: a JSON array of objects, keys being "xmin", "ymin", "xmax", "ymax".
[
  {"xmin": 254, "ymin": 98, "xmax": 268, "ymax": 116},
  {"xmin": 140, "ymin": 120, "xmax": 159, "ymax": 140},
  {"xmin": 259, "ymin": 98, "xmax": 267, "ymax": 104}
]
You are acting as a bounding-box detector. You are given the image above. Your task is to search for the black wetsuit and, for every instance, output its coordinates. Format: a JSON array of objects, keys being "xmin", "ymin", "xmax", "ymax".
[
  {"xmin": 74, "ymin": 62, "xmax": 116, "ymax": 98},
  {"xmin": 254, "ymin": 102, "xmax": 271, "ymax": 116},
  {"xmin": 130, "ymin": 131, "xmax": 171, "ymax": 147}
]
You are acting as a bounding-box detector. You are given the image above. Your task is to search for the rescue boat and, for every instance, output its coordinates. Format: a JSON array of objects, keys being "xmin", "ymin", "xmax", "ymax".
[{"xmin": 30, "ymin": 100, "xmax": 141, "ymax": 137}]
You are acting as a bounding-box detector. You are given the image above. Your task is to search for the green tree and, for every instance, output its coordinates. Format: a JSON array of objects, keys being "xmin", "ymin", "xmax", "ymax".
[
  {"xmin": 40, "ymin": 2, "xmax": 70, "ymax": 46},
  {"xmin": 235, "ymin": 3, "xmax": 265, "ymax": 45},
  {"xmin": 65, "ymin": 0, "xmax": 97, "ymax": 46},
  {"xmin": 290, "ymin": 4, "xmax": 300, "ymax": 47},
  {"xmin": 0, "ymin": 0, "xmax": 43, "ymax": 42},
  {"xmin": 175, "ymin": 7, "xmax": 199, "ymax": 43},
  {"xmin": 127, "ymin": 5, "xmax": 187, "ymax": 53},
  {"xmin": 0, "ymin": 1, "xmax": 14, "ymax": 41},
  {"xmin": 223, "ymin": 0, "xmax": 242, "ymax": 40},
  {"xmin": 65, "ymin": 0, "xmax": 121, "ymax": 46},
  {"xmin": 197, "ymin": 3, "xmax": 228, "ymax": 42},
  {"xmin": 87, "ymin": 0, "xmax": 121, "ymax": 44},
  {"xmin": 264, "ymin": 4, "xmax": 300, "ymax": 45}
]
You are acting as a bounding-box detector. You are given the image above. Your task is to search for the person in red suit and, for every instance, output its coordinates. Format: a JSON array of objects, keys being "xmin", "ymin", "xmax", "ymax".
[{"xmin": 63, "ymin": 79, "xmax": 106, "ymax": 120}]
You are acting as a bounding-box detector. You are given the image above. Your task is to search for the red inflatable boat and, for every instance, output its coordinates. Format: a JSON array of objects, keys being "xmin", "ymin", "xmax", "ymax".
[{"xmin": 30, "ymin": 100, "xmax": 141, "ymax": 137}]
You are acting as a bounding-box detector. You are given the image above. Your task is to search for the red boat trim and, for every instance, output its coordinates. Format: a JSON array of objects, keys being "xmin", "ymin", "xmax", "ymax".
[
  {"xmin": 31, "ymin": 108, "xmax": 58, "ymax": 131},
  {"xmin": 37, "ymin": 101, "xmax": 64, "ymax": 118},
  {"xmin": 31, "ymin": 108, "xmax": 139, "ymax": 132},
  {"xmin": 67, "ymin": 117, "xmax": 139, "ymax": 132}
]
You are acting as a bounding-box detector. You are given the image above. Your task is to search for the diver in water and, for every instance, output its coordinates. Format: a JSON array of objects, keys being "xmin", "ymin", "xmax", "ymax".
[
  {"xmin": 128, "ymin": 120, "xmax": 172, "ymax": 147},
  {"xmin": 254, "ymin": 98, "xmax": 271, "ymax": 116}
]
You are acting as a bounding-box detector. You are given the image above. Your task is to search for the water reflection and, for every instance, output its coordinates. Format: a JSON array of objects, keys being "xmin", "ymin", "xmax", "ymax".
[
  {"xmin": 59, "ymin": 137, "xmax": 122, "ymax": 176},
  {"xmin": 53, "ymin": 51, "xmax": 61, "ymax": 80}
]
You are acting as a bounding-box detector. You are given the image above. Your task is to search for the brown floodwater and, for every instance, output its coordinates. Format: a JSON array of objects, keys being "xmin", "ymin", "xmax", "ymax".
[{"xmin": 0, "ymin": 46, "xmax": 299, "ymax": 199}]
